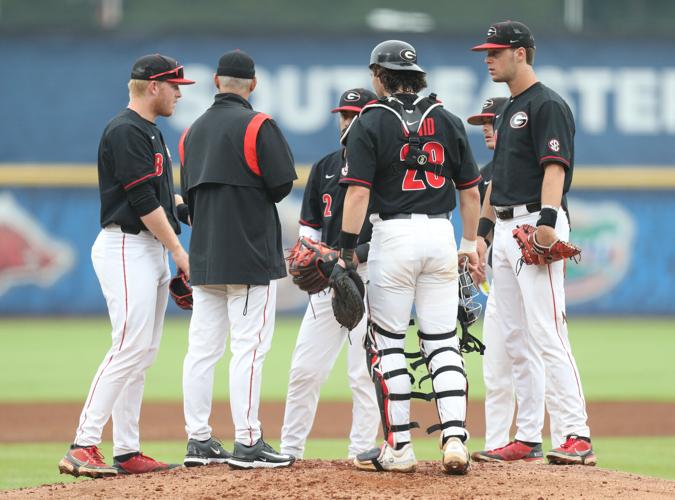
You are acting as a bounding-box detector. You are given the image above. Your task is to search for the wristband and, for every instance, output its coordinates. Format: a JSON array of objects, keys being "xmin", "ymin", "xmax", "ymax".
[
  {"xmin": 459, "ymin": 237, "xmax": 477, "ymax": 254},
  {"xmin": 536, "ymin": 207, "xmax": 558, "ymax": 228},
  {"xmin": 339, "ymin": 230, "xmax": 359, "ymax": 250},
  {"xmin": 339, "ymin": 230, "xmax": 359, "ymax": 266},
  {"xmin": 176, "ymin": 203, "xmax": 190, "ymax": 225},
  {"xmin": 477, "ymin": 217, "xmax": 495, "ymax": 239}
]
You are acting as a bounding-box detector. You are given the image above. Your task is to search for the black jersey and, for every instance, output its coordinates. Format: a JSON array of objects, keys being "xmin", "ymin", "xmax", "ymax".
[
  {"xmin": 478, "ymin": 160, "xmax": 494, "ymax": 205},
  {"xmin": 299, "ymin": 148, "xmax": 372, "ymax": 248},
  {"xmin": 181, "ymin": 93, "xmax": 297, "ymax": 286},
  {"xmin": 98, "ymin": 108, "xmax": 179, "ymax": 234},
  {"xmin": 341, "ymin": 94, "xmax": 481, "ymax": 214},
  {"xmin": 490, "ymin": 82, "xmax": 575, "ymax": 207}
]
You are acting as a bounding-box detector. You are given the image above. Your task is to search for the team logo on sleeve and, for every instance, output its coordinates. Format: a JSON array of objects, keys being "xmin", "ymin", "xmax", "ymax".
[
  {"xmin": 154, "ymin": 153, "xmax": 164, "ymax": 176},
  {"xmin": 548, "ymin": 139, "xmax": 561, "ymax": 152},
  {"xmin": 341, "ymin": 161, "xmax": 349, "ymax": 176},
  {"xmin": 510, "ymin": 111, "xmax": 528, "ymax": 128}
]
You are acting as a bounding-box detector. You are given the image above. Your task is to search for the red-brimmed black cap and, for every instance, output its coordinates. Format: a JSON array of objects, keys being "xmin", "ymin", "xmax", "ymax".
[
  {"xmin": 472, "ymin": 21, "xmax": 535, "ymax": 51},
  {"xmin": 130, "ymin": 54, "xmax": 195, "ymax": 85},
  {"xmin": 467, "ymin": 97, "xmax": 509, "ymax": 125},
  {"xmin": 331, "ymin": 88, "xmax": 378, "ymax": 113}
]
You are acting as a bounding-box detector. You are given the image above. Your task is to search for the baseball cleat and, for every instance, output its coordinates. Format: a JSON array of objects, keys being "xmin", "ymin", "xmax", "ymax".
[
  {"xmin": 58, "ymin": 445, "xmax": 118, "ymax": 478},
  {"xmin": 471, "ymin": 441, "xmax": 544, "ymax": 463},
  {"xmin": 227, "ymin": 439, "xmax": 295, "ymax": 469},
  {"xmin": 546, "ymin": 435, "xmax": 596, "ymax": 466},
  {"xmin": 353, "ymin": 442, "xmax": 417, "ymax": 473},
  {"xmin": 441, "ymin": 437, "xmax": 471, "ymax": 475},
  {"xmin": 114, "ymin": 452, "xmax": 181, "ymax": 474},
  {"xmin": 184, "ymin": 437, "xmax": 231, "ymax": 467}
]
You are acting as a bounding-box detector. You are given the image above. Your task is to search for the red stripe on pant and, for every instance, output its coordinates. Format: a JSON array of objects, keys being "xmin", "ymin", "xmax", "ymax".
[
  {"xmin": 76, "ymin": 234, "xmax": 129, "ymax": 443},
  {"xmin": 547, "ymin": 265, "xmax": 584, "ymax": 401},
  {"xmin": 246, "ymin": 285, "xmax": 270, "ymax": 445}
]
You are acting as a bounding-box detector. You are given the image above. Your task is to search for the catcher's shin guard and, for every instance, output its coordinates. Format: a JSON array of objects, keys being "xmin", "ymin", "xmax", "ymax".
[
  {"xmin": 417, "ymin": 329, "xmax": 468, "ymax": 442},
  {"xmin": 364, "ymin": 322, "xmax": 423, "ymax": 446}
]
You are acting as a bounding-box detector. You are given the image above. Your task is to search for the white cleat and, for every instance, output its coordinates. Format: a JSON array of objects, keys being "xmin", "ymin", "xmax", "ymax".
[
  {"xmin": 442, "ymin": 437, "xmax": 470, "ymax": 475},
  {"xmin": 354, "ymin": 442, "xmax": 417, "ymax": 473}
]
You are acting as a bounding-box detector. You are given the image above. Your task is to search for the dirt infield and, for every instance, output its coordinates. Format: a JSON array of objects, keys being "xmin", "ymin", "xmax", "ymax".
[
  {"xmin": 3, "ymin": 460, "xmax": 675, "ymax": 500},
  {"xmin": 1, "ymin": 401, "xmax": 675, "ymax": 443}
]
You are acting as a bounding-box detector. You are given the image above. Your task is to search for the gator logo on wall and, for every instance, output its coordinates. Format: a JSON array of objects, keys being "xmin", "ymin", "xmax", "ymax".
[
  {"xmin": 565, "ymin": 198, "xmax": 635, "ymax": 304},
  {"xmin": 0, "ymin": 192, "xmax": 75, "ymax": 296}
]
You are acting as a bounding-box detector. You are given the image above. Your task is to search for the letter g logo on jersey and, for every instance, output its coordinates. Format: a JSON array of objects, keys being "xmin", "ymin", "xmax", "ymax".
[
  {"xmin": 510, "ymin": 111, "xmax": 528, "ymax": 129},
  {"xmin": 400, "ymin": 49, "xmax": 416, "ymax": 62}
]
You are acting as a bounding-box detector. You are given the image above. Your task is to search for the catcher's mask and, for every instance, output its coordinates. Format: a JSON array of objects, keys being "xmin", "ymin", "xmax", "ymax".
[{"xmin": 458, "ymin": 258, "xmax": 481, "ymax": 325}]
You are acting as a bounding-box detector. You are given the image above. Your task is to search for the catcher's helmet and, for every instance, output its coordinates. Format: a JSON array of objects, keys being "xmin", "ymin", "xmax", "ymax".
[{"xmin": 369, "ymin": 40, "xmax": 425, "ymax": 73}]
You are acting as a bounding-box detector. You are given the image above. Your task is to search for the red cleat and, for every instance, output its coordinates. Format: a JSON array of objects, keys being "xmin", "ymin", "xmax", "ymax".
[
  {"xmin": 472, "ymin": 441, "xmax": 543, "ymax": 463},
  {"xmin": 546, "ymin": 435, "xmax": 596, "ymax": 466},
  {"xmin": 114, "ymin": 452, "xmax": 181, "ymax": 475},
  {"xmin": 58, "ymin": 445, "xmax": 118, "ymax": 478}
]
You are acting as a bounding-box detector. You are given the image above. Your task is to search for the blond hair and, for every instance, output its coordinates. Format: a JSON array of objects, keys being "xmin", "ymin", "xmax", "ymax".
[{"xmin": 128, "ymin": 79, "xmax": 151, "ymax": 98}]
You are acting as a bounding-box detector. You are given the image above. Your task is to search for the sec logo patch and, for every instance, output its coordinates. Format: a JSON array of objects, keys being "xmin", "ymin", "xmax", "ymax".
[
  {"xmin": 341, "ymin": 162, "xmax": 349, "ymax": 176},
  {"xmin": 548, "ymin": 139, "xmax": 560, "ymax": 152},
  {"xmin": 510, "ymin": 111, "xmax": 528, "ymax": 128}
]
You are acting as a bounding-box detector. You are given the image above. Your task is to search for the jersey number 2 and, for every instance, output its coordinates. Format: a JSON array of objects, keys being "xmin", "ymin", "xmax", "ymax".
[
  {"xmin": 322, "ymin": 193, "xmax": 333, "ymax": 217},
  {"xmin": 399, "ymin": 141, "xmax": 446, "ymax": 191}
]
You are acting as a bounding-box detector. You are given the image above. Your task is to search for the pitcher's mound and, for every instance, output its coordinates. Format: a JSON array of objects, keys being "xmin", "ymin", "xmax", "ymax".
[{"xmin": 3, "ymin": 460, "xmax": 675, "ymax": 499}]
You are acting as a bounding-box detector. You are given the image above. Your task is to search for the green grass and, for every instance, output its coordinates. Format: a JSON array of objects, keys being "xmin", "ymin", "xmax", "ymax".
[
  {"xmin": 1, "ymin": 437, "xmax": 674, "ymax": 490},
  {"xmin": 0, "ymin": 317, "xmax": 674, "ymax": 402}
]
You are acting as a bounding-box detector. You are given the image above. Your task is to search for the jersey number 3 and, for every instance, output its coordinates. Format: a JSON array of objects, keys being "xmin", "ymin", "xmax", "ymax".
[
  {"xmin": 399, "ymin": 141, "xmax": 446, "ymax": 191},
  {"xmin": 322, "ymin": 193, "xmax": 333, "ymax": 217}
]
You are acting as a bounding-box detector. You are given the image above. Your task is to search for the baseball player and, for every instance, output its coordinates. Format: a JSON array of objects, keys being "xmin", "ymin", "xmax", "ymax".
[
  {"xmin": 180, "ymin": 50, "xmax": 297, "ymax": 469},
  {"xmin": 58, "ymin": 54, "xmax": 194, "ymax": 478},
  {"xmin": 471, "ymin": 21, "xmax": 595, "ymax": 465},
  {"xmin": 334, "ymin": 40, "xmax": 482, "ymax": 474},
  {"xmin": 467, "ymin": 98, "xmax": 565, "ymax": 457},
  {"xmin": 280, "ymin": 88, "xmax": 380, "ymax": 460}
]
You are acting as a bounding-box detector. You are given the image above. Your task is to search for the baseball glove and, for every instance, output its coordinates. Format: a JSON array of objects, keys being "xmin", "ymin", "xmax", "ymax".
[
  {"xmin": 512, "ymin": 224, "xmax": 581, "ymax": 266},
  {"xmin": 329, "ymin": 263, "xmax": 365, "ymax": 330},
  {"xmin": 287, "ymin": 237, "xmax": 338, "ymax": 294},
  {"xmin": 169, "ymin": 272, "xmax": 193, "ymax": 310}
]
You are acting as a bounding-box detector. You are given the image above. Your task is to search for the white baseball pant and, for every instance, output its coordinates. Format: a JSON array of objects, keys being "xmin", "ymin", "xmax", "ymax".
[
  {"xmin": 367, "ymin": 214, "xmax": 467, "ymax": 447},
  {"xmin": 491, "ymin": 207, "xmax": 590, "ymax": 443},
  {"xmin": 280, "ymin": 264, "xmax": 379, "ymax": 459},
  {"xmin": 482, "ymin": 283, "xmax": 566, "ymax": 449},
  {"xmin": 183, "ymin": 281, "xmax": 277, "ymax": 445},
  {"xmin": 74, "ymin": 226, "xmax": 170, "ymax": 457}
]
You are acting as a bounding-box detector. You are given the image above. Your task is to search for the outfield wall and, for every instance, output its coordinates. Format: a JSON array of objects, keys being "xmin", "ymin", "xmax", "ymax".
[
  {"xmin": 1, "ymin": 34, "xmax": 674, "ymax": 315},
  {"xmin": 1, "ymin": 177, "xmax": 673, "ymax": 315}
]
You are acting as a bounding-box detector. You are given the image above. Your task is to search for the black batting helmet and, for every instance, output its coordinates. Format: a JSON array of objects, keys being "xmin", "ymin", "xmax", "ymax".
[{"xmin": 369, "ymin": 40, "xmax": 425, "ymax": 73}]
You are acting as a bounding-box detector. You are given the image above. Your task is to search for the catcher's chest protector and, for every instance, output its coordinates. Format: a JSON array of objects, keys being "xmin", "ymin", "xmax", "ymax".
[{"xmin": 360, "ymin": 95, "xmax": 452, "ymax": 179}]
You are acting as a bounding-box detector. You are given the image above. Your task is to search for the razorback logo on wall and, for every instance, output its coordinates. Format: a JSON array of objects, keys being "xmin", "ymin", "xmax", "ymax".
[{"xmin": 0, "ymin": 192, "xmax": 75, "ymax": 296}]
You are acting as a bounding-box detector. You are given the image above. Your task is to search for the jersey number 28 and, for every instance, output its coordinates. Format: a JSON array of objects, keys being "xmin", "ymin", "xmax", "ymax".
[{"xmin": 399, "ymin": 141, "xmax": 446, "ymax": 191}]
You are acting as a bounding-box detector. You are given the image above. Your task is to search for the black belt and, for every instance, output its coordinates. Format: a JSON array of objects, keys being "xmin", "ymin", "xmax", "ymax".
[
  {"xmin": 494, "ymin": 202, "xmax": 541, "ymax": 220},
  {"xmin": 379, "ymin": 213, "xmax": 449, "ymax": 221}
]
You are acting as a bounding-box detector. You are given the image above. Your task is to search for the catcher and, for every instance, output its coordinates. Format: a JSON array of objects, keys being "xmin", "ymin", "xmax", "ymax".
[{"xmin": 280, "ymin": 89, "xmax": 380, "ymax": 460}]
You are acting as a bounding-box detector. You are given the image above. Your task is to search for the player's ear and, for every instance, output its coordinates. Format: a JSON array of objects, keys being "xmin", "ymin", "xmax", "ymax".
[
  {"xmin": 249, "ymin": 77, "xmax": 257, "ymax": 93},
  {"xmin": 213, "ymin": 73, "xmax": 220, "ymax": 90}
]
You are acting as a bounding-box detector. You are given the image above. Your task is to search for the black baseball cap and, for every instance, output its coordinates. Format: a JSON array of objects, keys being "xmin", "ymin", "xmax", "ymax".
[
  {"xmin": 130, "ymin": 54, "xmax": 195, "ymax": 84},
  {"xmin": 467, "ymin": 97, "xmax": 508, "ymax": 125},
  {"xmin": 331, "ymin": 88, "xmax": 377, "ymax": 113},
  {"xmin": 472, "ymin": 21, "xmax": 535, "ymax": 51},
  {"xmin": 217, "ymin": 50, "xmax": 255, "ymax": 79}
]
